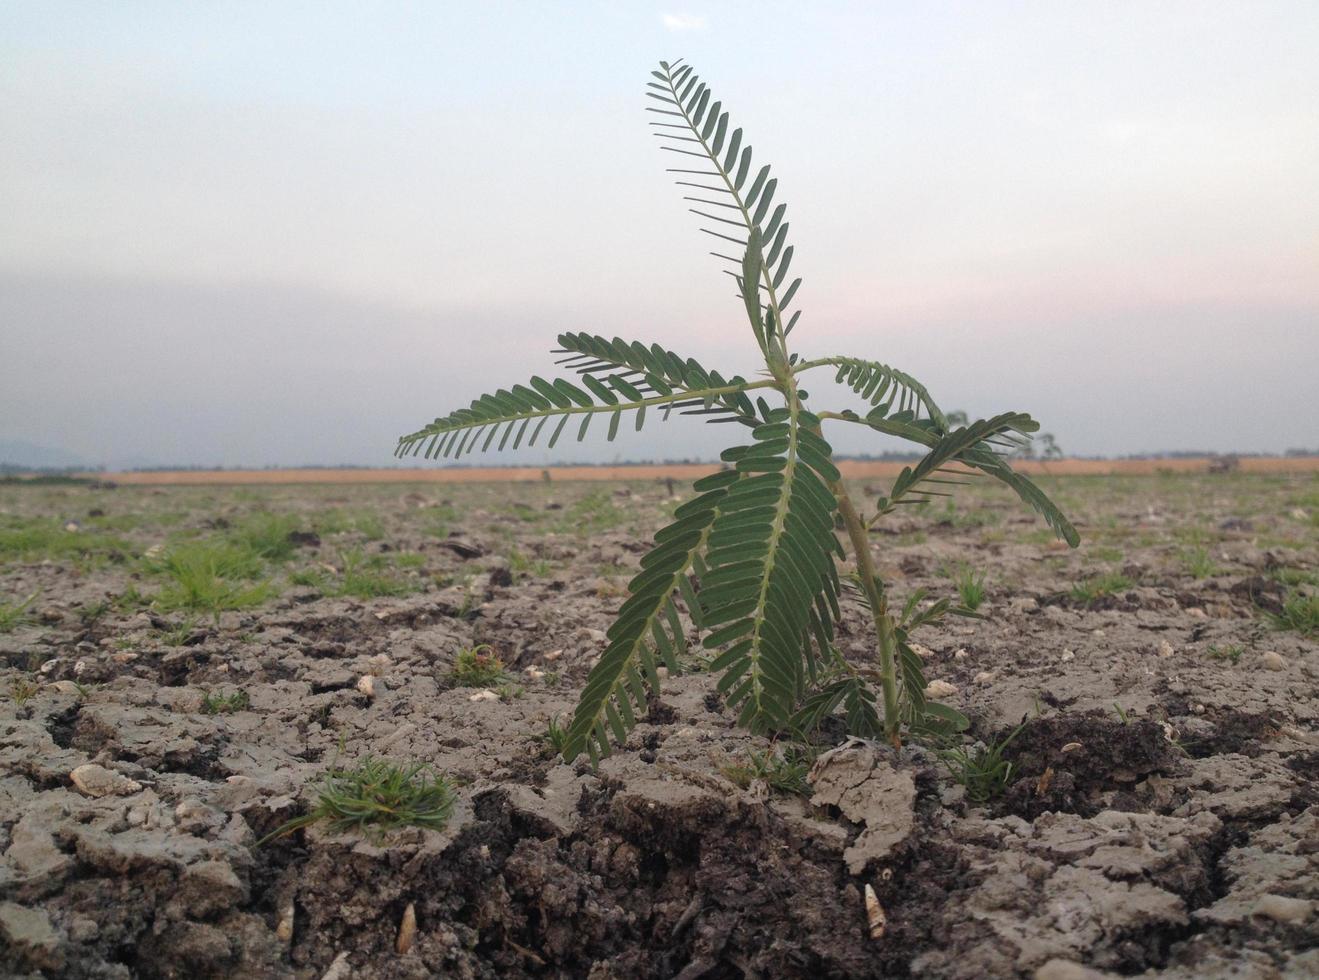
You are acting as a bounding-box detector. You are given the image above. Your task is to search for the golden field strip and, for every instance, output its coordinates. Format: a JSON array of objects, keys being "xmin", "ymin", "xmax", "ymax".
[{"xmin": 77, "ymin": 456, "xmax": 1319, "ymax": 486}]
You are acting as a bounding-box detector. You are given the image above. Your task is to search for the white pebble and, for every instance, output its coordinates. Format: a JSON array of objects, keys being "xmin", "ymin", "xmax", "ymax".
[
  {"xmin": 1260, "ymin": 651, "xmax": 1285, "ymax": 672},
  {"xmin": 468, "ymin": 690, "xmax": 499, "ymax": 702}
]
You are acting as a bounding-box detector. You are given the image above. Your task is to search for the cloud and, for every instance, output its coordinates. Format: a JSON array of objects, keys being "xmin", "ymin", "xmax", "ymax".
[{"xmin": 661, "ymin": 12, "xmax": 706, "ymax": 32}]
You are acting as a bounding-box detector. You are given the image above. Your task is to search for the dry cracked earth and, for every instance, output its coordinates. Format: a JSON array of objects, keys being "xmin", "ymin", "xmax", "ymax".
[{"xmin": 0, "ymin": 472, "xmax": 1315, "ymax": 979}]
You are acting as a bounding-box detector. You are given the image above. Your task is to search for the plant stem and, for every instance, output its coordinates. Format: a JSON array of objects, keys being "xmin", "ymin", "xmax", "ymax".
[{"xmin": 832, "ymin": 483, "xmax": 902, "ymax": 747}]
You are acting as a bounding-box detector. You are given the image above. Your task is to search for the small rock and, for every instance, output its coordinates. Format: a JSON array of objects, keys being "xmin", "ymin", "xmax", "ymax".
[
  {"xmin": 972, "ymin": 671, "xmax": 994, "ymax": 685},
  {"xmin": 1253, "ymin": 893, "xmax": 1312, "ymax": 924},
  {"xmin": 1260, "ymin": 651, "xmax": 1285, "ymax": 672},
  {"xmin": 924, "ymin": 680, "xmax": 958, "ymax": 699},
  {"xmin": 69, "ymin": 763, "xmax": 142, "ymax": 798},
  {"xmin": 356, "ymin": 675, "xmax": 376, "ymax": 698},
  {"xmin": 952, "ymin": 648, "xmax": 969, "ymax": 661},
  {"xmin": 1157, "ymin": 640, "xmax": 1175, "ymax": 659},
  {"xmin": 1060, "ymin": 649, "xmax": 1075, "ymax": 662},
  {"xmin": 468, "ymin": 690, "xmax": 499, "ymax": 702}
]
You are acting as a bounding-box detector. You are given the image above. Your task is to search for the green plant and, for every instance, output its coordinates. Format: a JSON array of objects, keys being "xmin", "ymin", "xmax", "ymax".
[
  {"xmin": 259, "ymin": 757, "xmax": 455, "ymax": 844},
  {"xmin": 321, "ymin": 550, "xmax": 421, "ymax": 599},
  {"xmin": 1206, "ymin": 643, "xmax": 1245, "ymax": 664},
  {"xmin": 449, "ymin": 645, "xmax": 507, "ymax": 687},
  {"xmin": 1182, "ymin": 546, "xmax": 1218, "ymax": 579},
  {"xmin": 0, "ymin": 592, "xmax": 37, "ymax": 633},
  {"xmin": 1265, "ymin": 589, "xmax": 1318, "ymax": 637},
  {"xmin": 939, "ymin": 723, "xmax": 1025, "ymax": 803},
  {"xmin": 1070, "ymin": 572, "xmax": 1134, "ymax": 604},
  {"xmin": 199, "ymin": 689, "xmax": 251, "ymax": 714},
  {"xmin": 7, "ymin": 676, "xmax": 40, "ymax": 705},
  {"xmin": 720, "ymin": 744, "xmax": 814, "ymax": 797},
  {"xmin": 541, "ymin": 714, "xmax": 571, "ymax": 755},
  {"xmin": 149, "ymin": 541, "xmax": 275, "ymax": 616},
  {"xmin": 232, "ymin": 513, "xmax": 302, "ymax": 561},
  {"xmin": 395, "ymin": 59, "xmax": 1077, "ymax": 760},
  {"xmin": 947, "ymin": 564, "xmax": 987, "ymax": 611}
]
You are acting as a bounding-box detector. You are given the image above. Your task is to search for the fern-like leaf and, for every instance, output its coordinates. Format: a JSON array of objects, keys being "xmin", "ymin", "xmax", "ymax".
[
  {"xmin": 698, "ymin": 408, "xmax": 844, "ymax": 732},
  {"xmin": 649, "ymin": 59, "xmax": 804, "ymax": 342},
  {"xmin": 564, "ymin": 469, "xmax": 739, "ymax": 761},
  {"xmin": 395, "ymin": 370, "xmax": 769, "ymax": 460},
  {"xmin": 828, "ymin": 356, "xmax": 948, "ymax": 430},
  {"xmin": 553, "ymin": 332, "xmax": 760, "ymax": 426},
  {"xmin": 835, "ymin": 409, "xmax": 1080, "ymax": 547}
]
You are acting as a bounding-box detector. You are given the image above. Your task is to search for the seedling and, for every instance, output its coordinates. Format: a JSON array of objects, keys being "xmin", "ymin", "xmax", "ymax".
[
  {"xmin": 1206, "ymin": 643, "xmax": 1245, "ymax": 664},
  {"xmin": 7, "ymin": 676, "xmax": 40, "ymax": 705},
  {"xmin": 540, "ymin": 714, "xmax": 570, "ymax": 755},
  {"xmin": 1182, "ymin": 547, "xmax": 1218, "ymax": 580},
  {"xmin": 0, "ymin": 592, "xmax": 37, "ymax": 633},
  {"xmin": 938, "ymin": 723, "xmax": 1025, "ymax": 804},
  {"xmin": 199, "ymin": 689, "xmax": 251, "ymax": 714},
  {"xmin": 149, "ymin": 541, "xmax": 274, "ymax": 616},
  {"xmin": 1265, "ymin": 589, "xmax": 1318, "ymax": 637},
  {"xmin": 396, "ymin": 60, "xmax": 1078, "ymax": 759},
  {"xmin": 947, "ymin": 564, "xmax": 987, "ymax": 611},
  {"xmin": 259, "ymin": 757, "xmax": 455, "ymax": 844},
  {"xmin": 1070, "ymin": 572, "xmax": 1133, "ymax": 605},
  {"xmin": 720, "ymin": 744, "xmax": 815, "ymax": 797},
  {"xmin": 449, "ymin": 645, "xmax": 507, "ymax": 687}
]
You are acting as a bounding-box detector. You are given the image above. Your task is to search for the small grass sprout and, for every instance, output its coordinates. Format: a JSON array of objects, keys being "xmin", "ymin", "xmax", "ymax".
[
  {"xmin": 449, "ymin": 645, "xmax": 507, "ymax": 687},
  {"xmin": 1206, "ymin": 643, "xmax": 1245, "ymax": 664},
  {"xmin": 8, "ymin": 676, "xmax": 40, "ymax": 705},
  {"xmin": 150, "ymin": 541, "xmax": 275, "ymax": 616},
  {"xmin": 947, "ymin": 564, "xmax": 987, "ymax": 611},
  {"xmin": 720, "ymin": 744, "xmax": 815, "ymax": 798},
  {"xmin": 259, "ymin": 757, "xmax": 455, "ymax": 844},
  {"xmin": 0, "ymin": 592, "xmax": 38, "ymax": 633},
  {"xmin": 199, "ymin": 689, "xmax": 251, "ymax": 714},
  {"xmin": 1265, "ymin": 589, "xmax": 1318, "ymax": 638},
  {"xmin": 938, "ymin": 723, "xmax": 1025, "ymax": 804},
  {"xmin": 1070, "ymin": 572, "xmax": 1134, "ymax": 605},
  {"xmin": 541, "ymin": 714, "xmax": 571, "ymax": 756}
]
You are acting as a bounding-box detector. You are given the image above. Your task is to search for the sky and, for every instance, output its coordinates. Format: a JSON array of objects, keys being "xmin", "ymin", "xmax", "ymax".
[{"xmin": 2, "ymin": 1, "xmax": 1317, "ymax": 469}]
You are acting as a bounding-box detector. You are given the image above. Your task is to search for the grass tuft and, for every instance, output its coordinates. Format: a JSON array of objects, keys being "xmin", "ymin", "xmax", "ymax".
[
  {"xmin": 938, "ymin": 723, "xmax": 1025, "ymax": 804},
  {"xmin": 199, "ymin": 689, "xmax": 251, "ymax": 714},
  {"xmin": 449, "ymin": 645, "xmax": 507, "ymax": 687},
  {"xmin": 0, "ymin": 592, "xmax": 38, "ymax": 633},
  {"xmin": 259, "ymin": 757, "xmax": 455, "ymax": 844},
  {"xmin": 720, "ymin": 745, "xmax": 815, "ymax": 797},
  {"xmin": 1265, "ymin": 589, "xmax": 1318, "ymax": 638}
]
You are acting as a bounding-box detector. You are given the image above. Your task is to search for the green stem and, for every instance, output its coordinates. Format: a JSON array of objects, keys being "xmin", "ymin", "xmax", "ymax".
[{"xmin": 832, "ymin": 483, "xmax": 902, "ymax": 746}]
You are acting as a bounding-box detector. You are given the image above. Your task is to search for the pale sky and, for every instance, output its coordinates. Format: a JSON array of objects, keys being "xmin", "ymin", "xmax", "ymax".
[{"xmin": 2, "ymin": 2, "xmax": 1316, "ymax": 468}]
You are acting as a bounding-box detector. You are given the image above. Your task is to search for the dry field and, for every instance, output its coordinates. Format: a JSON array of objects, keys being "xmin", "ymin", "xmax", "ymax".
[
  {"xmin": 80, "ymin": 455, "xmax": 1319, "ymax": 486},
  {"xmin": 1, "ymin": 471, "xmax": 1316, "ymax": 978}
]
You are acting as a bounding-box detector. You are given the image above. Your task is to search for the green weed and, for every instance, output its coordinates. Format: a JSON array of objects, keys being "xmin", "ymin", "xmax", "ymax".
[
  {"xmin": 946, "ymin": 564, "xmax": 987, "ymax": 611},
  {"xmin": 938, "ymin": 723, "xmax": 1025, "ymax": 804},
  {"xmin": 1206, "ymin": 643, "xmax": 1245, "ymax": 664},
  {"xmin": 720, "ymin": 744, "xmax": 815, "ymax": 797},
  {"xmin": 0, "ymin": 592, "xmax": 37, "ymax": 633},
  {"xmin": 259, "ymin": 757, "xmax": 455, "ymax": 844},
  {"xmin": 1070, "ymin": 572, "xmax": 1134, "ymax": 604},
  {"xmin": 449, "ymin": 645, "xmax": 507, "ymax": 687},
  {"xmin": 1265, "ymin": 590, "xmax": 1319, "ymax": 638},
  {"xmin": 1182, "ymin": 547, "xmax": 1219, "ymax": 579},
  {"xmin": 7, "ymin": 676, "xmax": 40, "ymax": 705},
  {"xmin": 199, "ymin": 689, "xmax": 251, "ymax": 714},
  {"xmin": 149, "ymin": 541, "xmax": 275, "ymax": 616}
]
